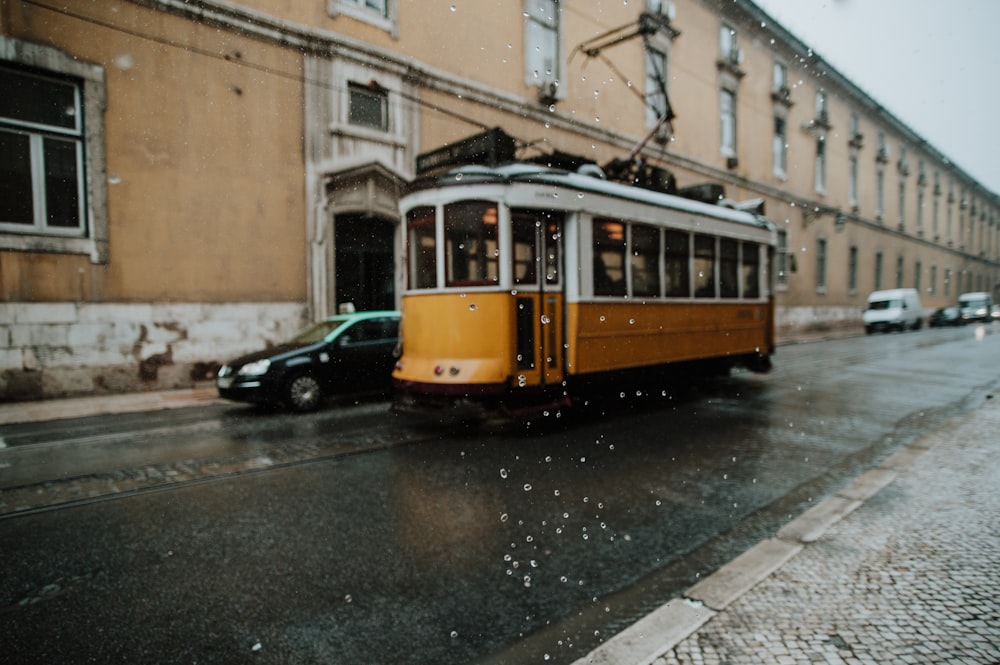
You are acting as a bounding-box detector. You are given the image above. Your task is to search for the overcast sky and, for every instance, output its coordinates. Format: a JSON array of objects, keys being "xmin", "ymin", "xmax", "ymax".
[{"xmin": 751, "ymin": 0, "xmax": 1000, "ymax": 195}]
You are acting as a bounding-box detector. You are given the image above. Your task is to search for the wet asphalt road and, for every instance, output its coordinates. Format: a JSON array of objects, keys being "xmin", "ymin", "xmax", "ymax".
[{"xmin": 1, "ymin": 326, "xmax": 998, "ymax": 664}]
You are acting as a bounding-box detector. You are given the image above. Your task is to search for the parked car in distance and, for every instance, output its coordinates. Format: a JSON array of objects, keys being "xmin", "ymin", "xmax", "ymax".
[
  {"xmin": 957, "ymin": 291, "xmax": 993, "ymax": 324},
  {"xmin": 217, "ymin": 310, "xmax": 401, "ymax": 412},
  {"xmin": 862, "ymin": 288, "xmax": 923, "ymax": 334},
  {"xmin": 928, "ymin": 306, "xmax": 961, "ymax": 327}
]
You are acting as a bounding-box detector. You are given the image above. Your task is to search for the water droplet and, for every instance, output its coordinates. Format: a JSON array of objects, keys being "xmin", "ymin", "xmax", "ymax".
[
  {"xmin": 500, "ymin": 468, "xmax": 508, "ymax": 479},
  {"xmin": 523, "ymin": 483, "xmax": 533, "ymax": 492},
  {"xmin": 500, "ymin": 512, "xmax": 509, "ymax": 522},
  {"xmin": 450, "ymin": 630, "xmax": 459, "ymax": 638}
]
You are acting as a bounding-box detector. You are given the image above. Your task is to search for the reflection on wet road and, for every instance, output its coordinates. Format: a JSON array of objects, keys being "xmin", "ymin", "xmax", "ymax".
[{"xmin": 1, "ymin": 327, "xmax": 997, "ymax": 664}]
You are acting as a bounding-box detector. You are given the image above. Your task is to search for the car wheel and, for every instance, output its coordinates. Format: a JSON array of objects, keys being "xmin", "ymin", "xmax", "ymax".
[{"xmin": 284, "ymin": 373, "xmax": 322, "ymax": 412}]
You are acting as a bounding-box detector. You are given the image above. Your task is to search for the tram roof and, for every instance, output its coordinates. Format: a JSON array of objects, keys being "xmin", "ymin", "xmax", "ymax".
[{"xmin": 405, "ymin": 162, "xmax": 773, "ymax": 231}]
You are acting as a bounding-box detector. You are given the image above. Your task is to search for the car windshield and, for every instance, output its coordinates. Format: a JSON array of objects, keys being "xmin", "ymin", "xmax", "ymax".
[
  {"xmin": 959, "ymin": 297, "xmax": 987, "ymax": 308},
  {"xmin": 288, "ymin": 319, "xmax": 350, "ymax": 345}
]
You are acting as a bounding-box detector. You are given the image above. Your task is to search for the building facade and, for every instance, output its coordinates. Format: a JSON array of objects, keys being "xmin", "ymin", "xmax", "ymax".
[{"xmin": 1, "ymin": 0, "xmax": 997, "ymax": 401}]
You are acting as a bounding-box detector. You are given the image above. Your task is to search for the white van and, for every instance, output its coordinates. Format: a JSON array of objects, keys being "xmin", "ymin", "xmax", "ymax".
[
  {"xmin": 863, "ymin": 288, "xmax": 923, "ymax": 334},
  {"xmin": 957, "ymin": 291, "xmax": 993, "ymax": 324}
]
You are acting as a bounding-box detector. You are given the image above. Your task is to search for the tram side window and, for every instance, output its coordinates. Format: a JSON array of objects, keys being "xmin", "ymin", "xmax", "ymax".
[
  {"xmin": 742, "ymin": 242, "xmax": 761, "ymax": 298},
  {"xmin": 444, "ymin": 201, "xmax": 499, "ymax": 286},
  {"xmin": 663, "ymin": 230, "xmax": 690, "ymax": 297},
  {"xmin": 694, "ymin": 234, "xmax": 716, "ymax": 298},
  {"xmin": 593, "ymin": 219, "xmax": 627, "ymax": 297},
  {"xmin": 407, "ymin": 206, "xmax": 437, "ymax": 289},
  {"xmin": 719, "ymin": 238, "xmax": 739, "ymax": 298},
  {"xmin": 630, "ymin": 224, "xmax": 660, "ymax": 298}
]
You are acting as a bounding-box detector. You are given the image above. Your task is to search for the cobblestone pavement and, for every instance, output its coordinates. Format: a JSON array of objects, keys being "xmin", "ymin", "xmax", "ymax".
[{"xmin": 584, "ymin": 393, "xmax": 1000, "ymax": 665}]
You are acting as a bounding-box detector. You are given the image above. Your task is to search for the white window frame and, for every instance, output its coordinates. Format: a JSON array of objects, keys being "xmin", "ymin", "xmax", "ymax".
[
  {"xmin": 772, "ymin": 115, "xmax": 787, "ymax": 178},
  {"xmin": 814, "ymin": 136, "xmax": 826, "ymax": 194},
  {"xmin": 0, "ymin": 37, "xmax": 108, "ymax": 263},
  {"xmin": 720, "ymin": 88, "xmax": 736, "ymax": 158},
  {"xmin": 328, "ymin": 0, "xmax": 398, "ymax": 37},
  {"xmin": 524, "ymin": 0, "xmax": 562, "ymax": 88},
  {"xmin": 772, "ymin": 62, "xmax": 787, "ymax": 93}
]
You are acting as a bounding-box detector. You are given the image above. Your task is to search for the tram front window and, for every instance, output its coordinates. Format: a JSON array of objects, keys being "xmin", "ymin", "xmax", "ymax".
[
  {"xmin": 512, "ymin": 210, "xmax": 562, "ymax": 286},
  {"xmin": 445, "ymin": 201, "xmax": 499, "ymax": 286},
  {"xmin": 407, "ymin": 206, "xmax": 437, "ymax": 289}
]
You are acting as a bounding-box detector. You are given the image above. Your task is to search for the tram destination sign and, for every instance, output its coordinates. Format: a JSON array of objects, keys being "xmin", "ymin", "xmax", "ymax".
[{"xmin": 416, "ymin": 127, "xmax": 517, "ymax": 175}]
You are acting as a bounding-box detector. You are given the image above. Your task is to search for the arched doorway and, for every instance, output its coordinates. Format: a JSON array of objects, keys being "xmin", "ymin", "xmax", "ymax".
[
  {"xmin": 334, "ymin": 214, "xmax": 396, "ymax": 311},
  {"xmin": 311, "ymin": 162, "xmax": 406, "ymax": 319}
]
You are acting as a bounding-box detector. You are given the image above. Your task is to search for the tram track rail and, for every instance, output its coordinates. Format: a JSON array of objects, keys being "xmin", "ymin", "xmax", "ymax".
[{"xmin": 0, "ymin": 406, "xmax": 438, "ymax": 521}]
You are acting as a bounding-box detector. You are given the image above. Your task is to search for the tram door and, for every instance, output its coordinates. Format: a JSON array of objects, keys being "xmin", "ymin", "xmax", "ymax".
[{"xmin": 512, "ymin": 211, "xmax": 564, "ymax": 389}]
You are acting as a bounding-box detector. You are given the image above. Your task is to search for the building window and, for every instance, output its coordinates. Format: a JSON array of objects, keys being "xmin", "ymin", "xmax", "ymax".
[
  {"xmin": 814, "ymin": 136, "xmax": 826, "ymax": 193},
  {"xmin": 848, "ymin": 244, "xmax": 858, "ymax": 293},
  {"xmin": 720, "ymin": 23, "xmax": 738, "ymax": 61},
  {"xmin": 876, "ymin": 169, "xmax": 885, "ymax": 221},
  {"xmin": 896, "ymin": 255, "xmax": 904, "ymax": 288},
  {"xmin": 329, "ymin": 0, "xmax": 397, "ymax": 34},
  {"xmin": 946, "ymin": 182, "xmax": 955, "ymax": 244},
  {"xmin": 773, "ymin": 62, "xmax": 788, "ymax": 94},
  {"xmin": 874, "ymin": 251, "xmax": 884, "ymax": 290},
  {"xmin": 525, "ymin": 0, "xmax": 561, "ymax": 87},
  {"xmin": 773, "ymin": 116, "xmax": 787, "ymax": 178},
  {"xmin": 875, "ymin": 131, "xmax": 888, "ymax": 221},
  {"xmin": 815, "ymin": 91, "xmax": 828, "ymax": 124},
  {"xmin": 898, "ymin": 180, "xmax": 907, "ymax": 231},
  {"xmin": 944, "ymin": 267, "xmax": 952, "ymax": 297},
  {"xmin": 342, "ymin": 0, "xmax": 387, "ymax": 16},
  {"xmin": 720, "ymin": 89, "xmax": 736, "ymax": 158},
  {"xmin": 775, "ymin": 228, "xmax": 789, "ymax": 289},
  {"xmin": 847, "ymin": 154, "xmax": 858, "ymax": 209},
  {"xmin": 0, "ymin": 40, "xmax": 107, "ymax": 262},
  {"xmin": 348, "ymin": 82, "xmax": 389, "ymax": 131},
  {"xmin": 914, "ymin": 260, "xmax": 922, "ymax": 294},
  {"xmin": 930, "ymin": 264, "xmax": 937, "ymax": 295},
  {"xmin": 815, "ymin": 238, "xmax": 827, "ymax": 291},
  {"xmin": 0, "ymin": 65, "xmax": 85, "ymax": 236}
]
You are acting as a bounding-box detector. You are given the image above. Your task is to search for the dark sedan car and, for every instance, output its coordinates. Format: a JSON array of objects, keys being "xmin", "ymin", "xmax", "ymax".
[
  {"xmin": 928, "ymin": 306, "xmax": 961, "ymax": 327},
  {"xmin": 217, "ymin": 310, "xmax": 401, "ymax": 412}
]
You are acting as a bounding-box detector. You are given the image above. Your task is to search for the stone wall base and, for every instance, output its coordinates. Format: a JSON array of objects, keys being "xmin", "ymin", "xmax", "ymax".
[{"xmin": 1, "ymin": 302, "xmax": 308, "ymax": 402}]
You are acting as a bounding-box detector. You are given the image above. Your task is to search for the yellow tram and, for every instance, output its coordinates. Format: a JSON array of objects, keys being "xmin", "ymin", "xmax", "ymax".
[{"xmin": 392, "ymin": 129, "xmax": 777, "ymax": 420}]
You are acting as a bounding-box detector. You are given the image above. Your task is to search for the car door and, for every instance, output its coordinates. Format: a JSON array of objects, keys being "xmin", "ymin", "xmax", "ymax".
[{"xmin": 327, "ymin": 317, "xmax": 400, "ymax": 392}]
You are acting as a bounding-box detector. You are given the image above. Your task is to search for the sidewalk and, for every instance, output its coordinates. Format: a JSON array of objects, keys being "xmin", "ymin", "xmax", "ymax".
[
  {"xmin": 0, "ymin": 383, "xmax": 223, "ymax": 426},
  {"xmin": 575, "ymin": 391, "xmax": 1000, "ymax": 665}
]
